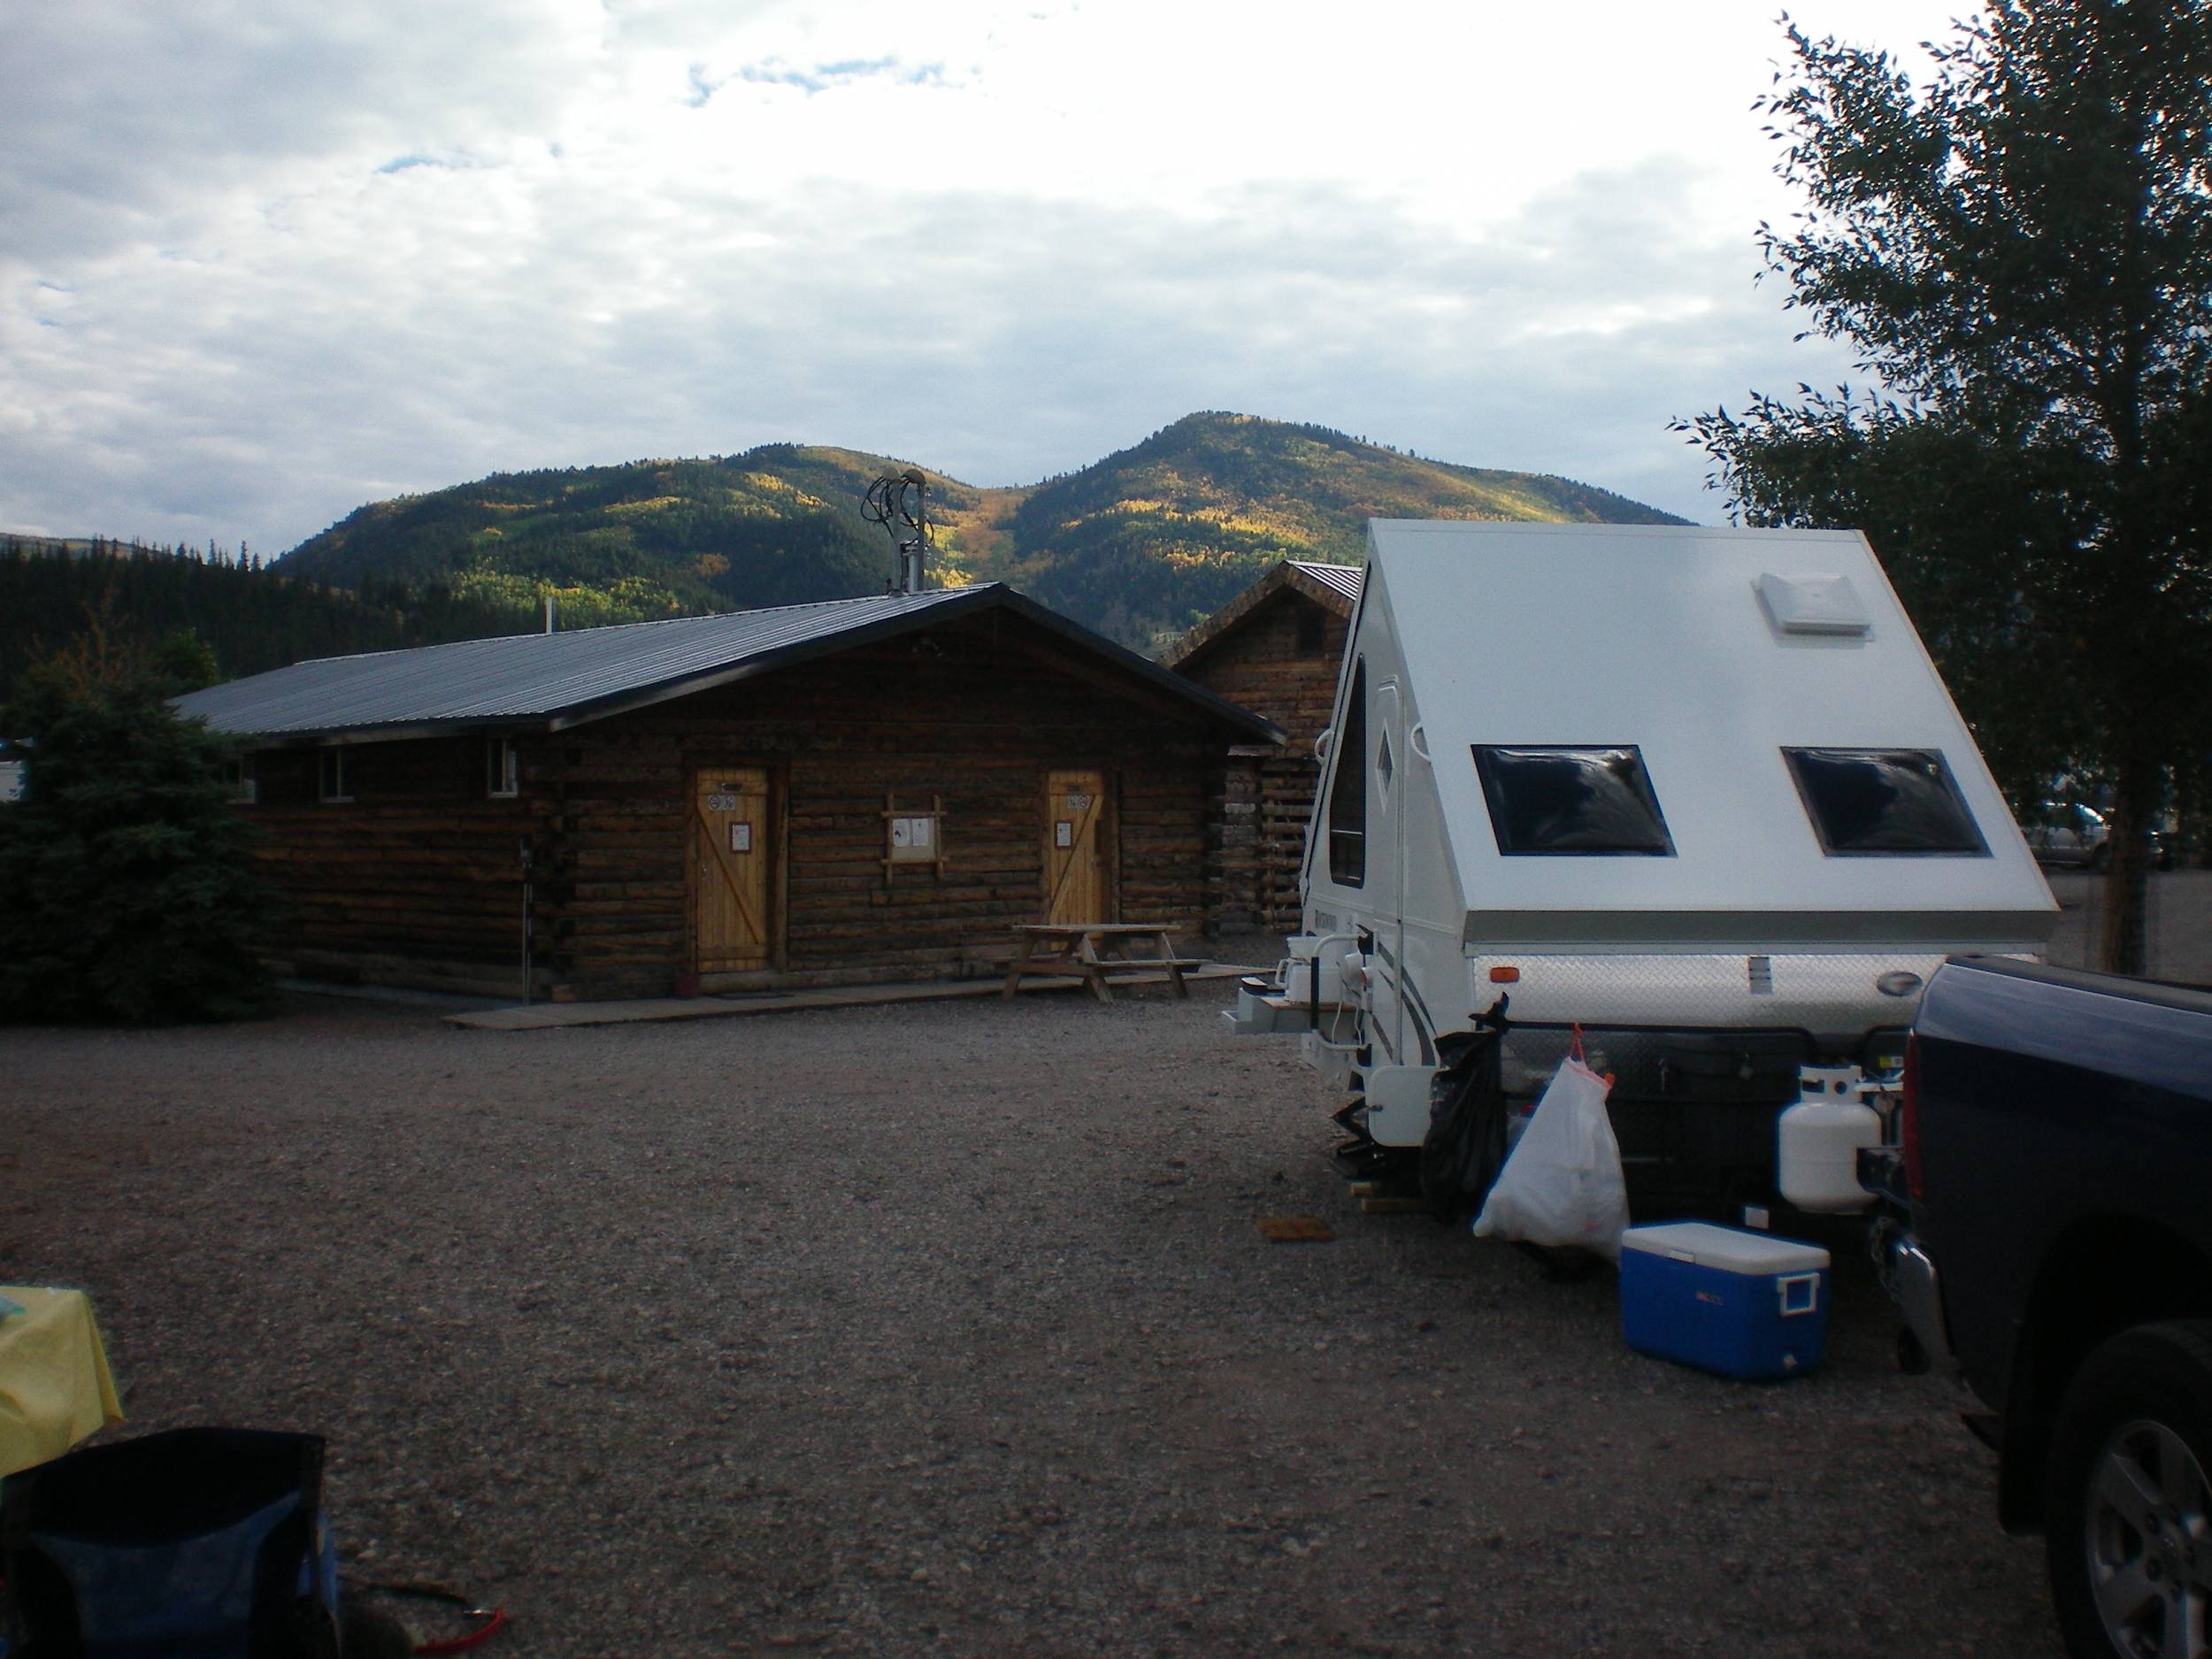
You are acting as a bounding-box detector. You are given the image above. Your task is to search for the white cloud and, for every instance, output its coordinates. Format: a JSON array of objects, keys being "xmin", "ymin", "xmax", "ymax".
[{"xmin": 0, "ymin": 0, "xmax": 1966, "ymax": 549}]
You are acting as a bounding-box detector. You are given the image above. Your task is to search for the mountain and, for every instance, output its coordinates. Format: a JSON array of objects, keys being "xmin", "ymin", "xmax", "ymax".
[
  {"xmin": 279, "ymin": 450, "xmax": 902, "ymax": 625},
  {"xmin": 990, "ymin": 413, "xmax": 1686, "ymax": 645},
  {"xmin": 259, "ymin": 411, "xmax": 1689, "ymax": 653}
]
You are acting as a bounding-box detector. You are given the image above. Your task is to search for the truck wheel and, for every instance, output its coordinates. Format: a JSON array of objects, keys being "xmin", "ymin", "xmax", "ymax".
[{"xmin": 2045, "ymin": 1320, "xmax": 2212, "ymax": 1659}]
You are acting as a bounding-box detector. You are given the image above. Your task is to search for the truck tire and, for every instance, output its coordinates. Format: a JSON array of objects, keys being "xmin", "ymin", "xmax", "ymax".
[{"xmin": 2045, "ymin": 1319, "xmax": 2212, "ymax": 1659}]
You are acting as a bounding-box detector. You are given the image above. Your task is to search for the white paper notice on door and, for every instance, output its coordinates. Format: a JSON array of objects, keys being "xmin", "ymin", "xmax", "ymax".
[
  {"xmin": 730, "ymin": 822, "xmax": 752, "ymax": 853},
  {"xmin": 1055, "ymin": 820, "xmax": 1073, "ymax": 849}
]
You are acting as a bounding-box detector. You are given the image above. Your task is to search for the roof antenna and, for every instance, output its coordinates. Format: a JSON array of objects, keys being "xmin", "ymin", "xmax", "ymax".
[{"xmin": 863, "ymin": 469, "xmax": 933, "ymax": 595}]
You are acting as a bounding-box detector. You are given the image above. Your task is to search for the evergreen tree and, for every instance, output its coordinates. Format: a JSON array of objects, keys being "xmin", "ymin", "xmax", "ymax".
[{"xmin": 0, "ymin": 630, "xmax": 280, "ymax": 1023}]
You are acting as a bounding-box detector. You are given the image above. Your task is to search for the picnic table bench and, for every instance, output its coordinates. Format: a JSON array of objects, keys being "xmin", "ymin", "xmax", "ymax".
[{"xmin": 1001, "ymin": 923, "xmax": 1203, "ymax": 1003}]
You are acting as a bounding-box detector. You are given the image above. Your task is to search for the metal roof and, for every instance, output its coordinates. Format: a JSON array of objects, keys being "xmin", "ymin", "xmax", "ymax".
[
  {"xmin": 1286, "ymin": 560, "xmax": 1364, "ymax": 603},
  {"xmin": 175, "ymin": 583, "xmax": 1283, "ymax": 747}
]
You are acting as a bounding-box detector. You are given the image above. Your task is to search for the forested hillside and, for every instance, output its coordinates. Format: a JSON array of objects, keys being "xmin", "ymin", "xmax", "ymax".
[
  {"xmin": 0, "ymin": 541, "xmax": 537, "ymax": 708},
  {"xmin": 998, "ymin": 413, "xmax": 1686, "ymax": 644},
  {"xmin": 280, "ymin": 452, "xmax": 933, "ymax": 616},
  {"xmin": 280, "ymin": 413, "xmax": 1685, "ymax": 650},
  {"xmin": 15, "ymin": 412, "xmax": 1687, "ymax": 687}
]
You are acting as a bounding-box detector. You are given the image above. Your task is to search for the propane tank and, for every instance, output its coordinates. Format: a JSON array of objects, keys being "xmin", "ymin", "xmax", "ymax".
[{"xmin": 1778, "ymin": 1064, "xmax": 1882, "ymax": 1214}]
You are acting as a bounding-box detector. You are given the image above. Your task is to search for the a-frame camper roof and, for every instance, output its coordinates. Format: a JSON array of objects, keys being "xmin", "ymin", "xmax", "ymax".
[{"xmin": 1346, "ymin": 520, "xmax": 2055, "ymax": 948}]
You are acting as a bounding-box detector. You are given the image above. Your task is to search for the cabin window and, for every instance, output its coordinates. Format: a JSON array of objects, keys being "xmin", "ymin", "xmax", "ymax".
[
  {"xmin": 318, "ymin": 749, "xmax": 353, "ymax": 803},
  {"xmin": 486, "ymin": 736, "xmax": 520, "ymax": 798},
  {"xmin": 1296, "ymin": 604, "xmax": 1328, "ymax": 657},
  {"xmin": 1326, "ymin": 660, "xmax": 1367, "ymax": 885},
  {"xmin": 1784, "ymin": 748, "xmax": 1986, "ymax": 856},
  {"xmin": 1473, "ymin": 745, "xmax": 1674, "ymax": 856},
  {"xmin": 220, "ymin": 757, "xmax": 257, "ymax": 805}
]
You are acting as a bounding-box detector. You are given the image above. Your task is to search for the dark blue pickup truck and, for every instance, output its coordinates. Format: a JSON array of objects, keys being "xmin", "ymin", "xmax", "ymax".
[{"xmin": 1873, "ymin": 956, "xmax": 2212, "ymax": 1659}]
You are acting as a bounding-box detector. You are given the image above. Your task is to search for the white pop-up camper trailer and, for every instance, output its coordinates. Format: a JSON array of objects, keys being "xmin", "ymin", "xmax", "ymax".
[{"xmin": 1228, "ymin": 520, "xmax": 2057, "ymax": 1212}]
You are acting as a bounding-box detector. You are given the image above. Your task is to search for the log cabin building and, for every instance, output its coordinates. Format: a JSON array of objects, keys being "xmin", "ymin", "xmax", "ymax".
[
  {"xmin": 1164, "ymin": 560, "xmax": 1362, "ymax": 931},
  {"xmin": 177, "ymin": 585, "xmax": 1281, "ymax": 1000}
]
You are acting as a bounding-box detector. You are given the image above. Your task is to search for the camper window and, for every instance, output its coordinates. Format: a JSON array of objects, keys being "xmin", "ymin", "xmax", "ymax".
[
  {"xmin": 1326, "ymin": 660, "xmax": 1367, "ymax": 885},
  {"xmin": 1472, "ymin": 746, "xmax": 1674, "ymax": 856},
  {"xmin": 1784, "ymin": 748, "xmax": 1987, "ymax": 856}
]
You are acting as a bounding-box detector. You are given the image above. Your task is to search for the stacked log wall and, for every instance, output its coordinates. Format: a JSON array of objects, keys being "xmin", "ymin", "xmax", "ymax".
[
  {"xmin": 245, "ymin": 737, "xmax": 539, "ymax": 996},
  {"xmin": 1177, "ymin": 594, "xmax": 1349, "ymax": 929},
  {"xmin": 238, "ymin": 610, "xmax": 1222, "ymax": 999}
]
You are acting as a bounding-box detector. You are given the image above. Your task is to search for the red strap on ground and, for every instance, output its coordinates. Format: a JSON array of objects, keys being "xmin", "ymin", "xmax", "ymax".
[{"xmin": 415, "ymin": 1604, "xmax": 508, "ymax": 1654}]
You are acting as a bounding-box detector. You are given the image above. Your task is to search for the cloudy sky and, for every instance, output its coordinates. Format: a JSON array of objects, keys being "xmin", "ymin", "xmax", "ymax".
[{"xmin": 3, "ymin": 0, "xmax": 1967, "ymax": 556}]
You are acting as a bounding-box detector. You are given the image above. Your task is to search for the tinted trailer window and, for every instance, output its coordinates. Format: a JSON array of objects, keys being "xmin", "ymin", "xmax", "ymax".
[
  {"xmin": 1326, "ymin": 660, "xmax": 1367, "ymax": 885},
  {"xmin": 1784, "ymin": 748, "xmax": 1987, "ymax": 856},
  {"xmin": 1473, "ymin": 746, "xmax": 1674, "ymax": 856}
]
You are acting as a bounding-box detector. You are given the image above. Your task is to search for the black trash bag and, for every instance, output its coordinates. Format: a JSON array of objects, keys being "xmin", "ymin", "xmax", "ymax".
[
  {"xmin": 1418, "ymin": 996, "xmax": 1511, "ymax": 1222},
  {"xmin": 1, "ymin": 1426, "xmax": 339, "ymax": 1659}
]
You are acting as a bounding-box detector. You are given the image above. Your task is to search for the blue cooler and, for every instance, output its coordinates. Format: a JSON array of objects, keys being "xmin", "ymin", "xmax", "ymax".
[{"xmin": 1619, "ymin": 1222, "xmax": 1831, "ymax": 1380}]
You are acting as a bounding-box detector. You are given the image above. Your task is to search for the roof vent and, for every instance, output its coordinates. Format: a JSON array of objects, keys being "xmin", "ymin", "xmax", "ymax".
[{"xmin": 1757, "ymin": 572, "xmax": 1871, "ymax": 638}]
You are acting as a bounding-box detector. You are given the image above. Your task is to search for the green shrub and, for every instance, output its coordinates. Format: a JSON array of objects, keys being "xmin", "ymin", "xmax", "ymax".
[{"xmin": 0, "ymin": 636, "xmax": 280, "ymax": 1023}]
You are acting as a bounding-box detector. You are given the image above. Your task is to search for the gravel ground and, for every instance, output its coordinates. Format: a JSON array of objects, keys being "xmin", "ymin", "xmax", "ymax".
[{"xmin": 1, "ymin": 972, "xmax": 2069, "ymax": 1658}]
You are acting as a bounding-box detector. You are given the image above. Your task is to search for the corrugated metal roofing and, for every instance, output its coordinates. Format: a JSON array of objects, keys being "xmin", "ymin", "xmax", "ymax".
[
  {"xmin": 1286, "ymin": 560, "xmax": 1364, "ymax": 603},
  {"xmin": 175, "ymin": 583, "xmax": 1283, "ymax": 745}
]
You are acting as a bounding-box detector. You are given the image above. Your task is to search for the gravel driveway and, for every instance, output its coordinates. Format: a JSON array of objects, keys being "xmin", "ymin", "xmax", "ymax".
[{"xmin": 4, "ymin": 982, "xmax": 2063, "ymax": 1657}]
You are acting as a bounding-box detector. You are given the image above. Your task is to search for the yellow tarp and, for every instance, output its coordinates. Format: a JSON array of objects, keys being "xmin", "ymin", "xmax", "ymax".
[{"xmin": 0, "ymin": 1286, "xmax": 124, "ymax": 1478}]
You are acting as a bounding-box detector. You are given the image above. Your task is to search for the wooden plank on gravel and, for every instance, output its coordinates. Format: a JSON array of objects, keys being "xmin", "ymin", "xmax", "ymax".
[{"xmin": 1357, "ymin": 1196, "xmax": 1428, "ymax": 1216}]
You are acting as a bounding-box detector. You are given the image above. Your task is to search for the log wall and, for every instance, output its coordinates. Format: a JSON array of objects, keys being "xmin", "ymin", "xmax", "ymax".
[
  {"xmin": 247, "ymin": 737, "xmax": 540, "ymax": 996},
  {"xmin": 241, "ymin": 610, "xmax": 1225, "ymax": 999},
  {"xmin": 1175, "ymin": 592, "xmax": 1350, "ymax": 929}
]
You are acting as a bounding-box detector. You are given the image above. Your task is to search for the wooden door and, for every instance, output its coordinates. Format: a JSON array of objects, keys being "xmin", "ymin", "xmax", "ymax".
[
  {"xmin": 692, "ymin": 768, "xmax": 773, "ymax": 972},
  {"xmin": 1043, "ymin": 768, "xmax": 1110, "ymax": 924}
]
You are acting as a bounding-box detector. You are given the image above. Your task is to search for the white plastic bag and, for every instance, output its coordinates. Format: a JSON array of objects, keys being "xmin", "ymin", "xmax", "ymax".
[{"xmin": 1471, "ymin": 1056, "xmax": 1629, "ymax": 1258}]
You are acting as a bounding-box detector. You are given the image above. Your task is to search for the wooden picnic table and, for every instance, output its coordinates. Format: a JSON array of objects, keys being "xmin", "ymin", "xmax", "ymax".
[{"xmin": 1001, "ymin": 923, "xmax": 1203, "ymax": 1003}]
